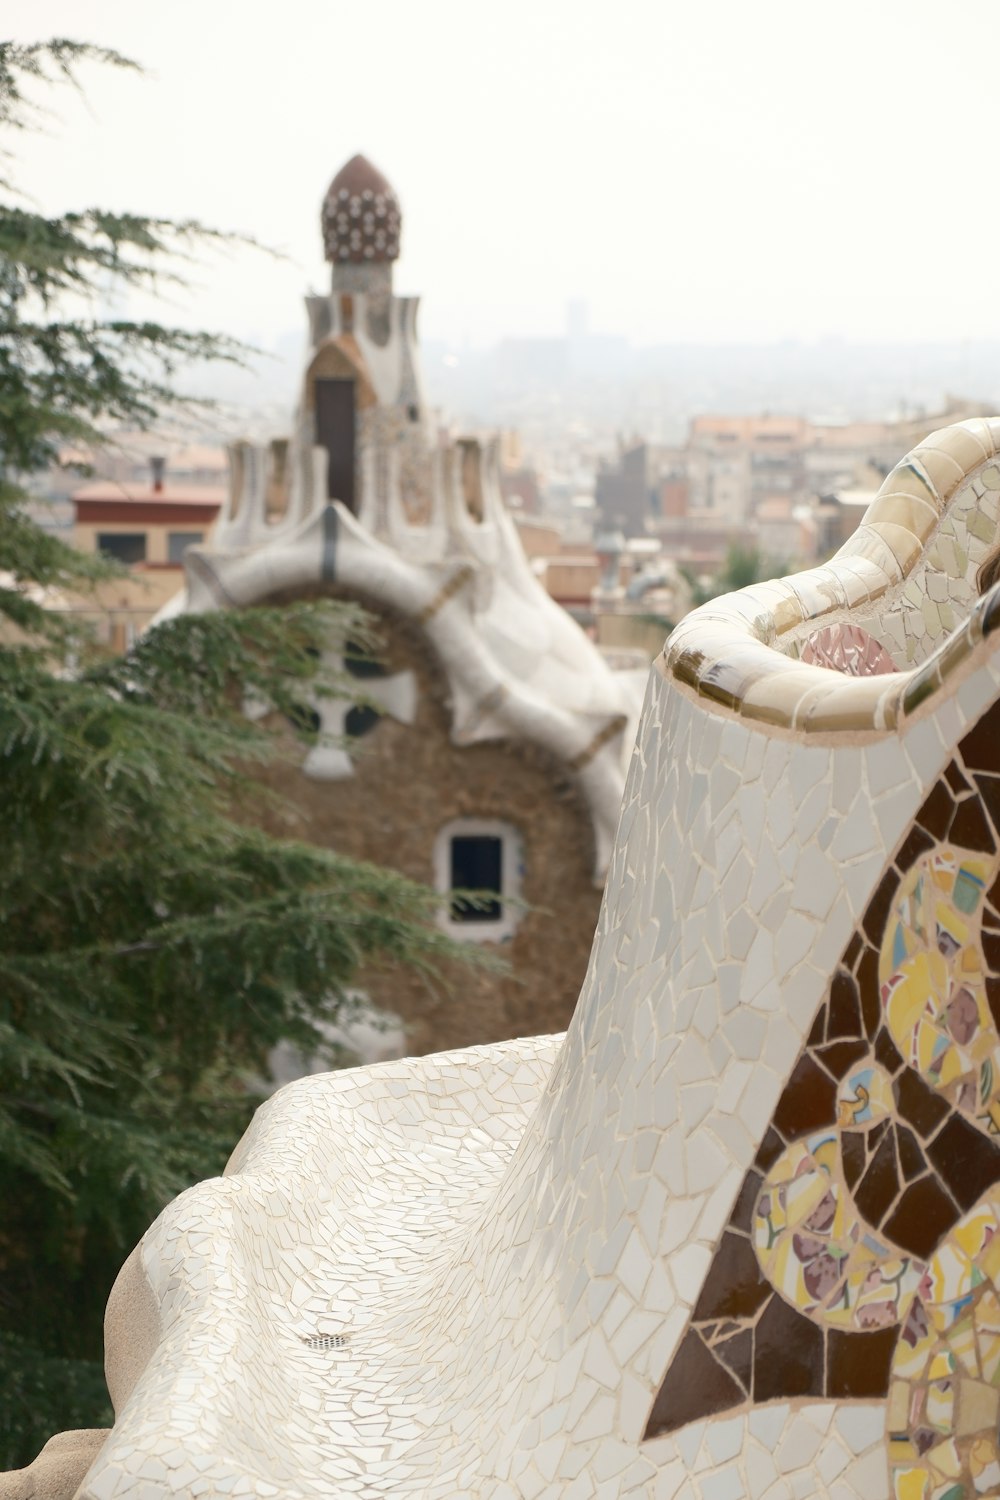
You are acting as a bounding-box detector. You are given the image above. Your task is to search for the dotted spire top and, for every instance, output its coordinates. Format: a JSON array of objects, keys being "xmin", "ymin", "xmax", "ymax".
[{"xmin": 321, "ymin": 154, "xmax": 401, "ymax": 265}]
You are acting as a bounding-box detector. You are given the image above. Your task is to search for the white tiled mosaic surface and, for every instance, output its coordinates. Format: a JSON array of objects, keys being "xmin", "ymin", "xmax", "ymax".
[
  {"xmin": 791, "ymin": 449, "xmax": 1000, "ymax": 671},
  {"xmin": 79, "ymin": 609, "xmax": 1000, "ymax": 1496},
  {"xmin": 68, "ymin": 423, "xmax": 1000, "ymax": 1495},
  {"xmin": 659, "ymin": 420, "xmax": 1000, "ymax": 736}
]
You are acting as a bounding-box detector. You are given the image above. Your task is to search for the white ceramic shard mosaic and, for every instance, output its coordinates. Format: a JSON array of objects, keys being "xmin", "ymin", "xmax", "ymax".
[{"xmin": 26, "ymin": 418, "xmax": 996, "ymax": 1498}]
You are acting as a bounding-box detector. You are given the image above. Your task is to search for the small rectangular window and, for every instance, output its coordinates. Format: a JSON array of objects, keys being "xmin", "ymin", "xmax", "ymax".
[
  {"xmin": 167, "ymin": 531, "xmax": 203, "ymax": 564},
  {"xmin": 97, "ymin": 533, "xmax": 146, "ymax": 564},
  {"xmin": 450, "ymin": 835, "xmax": 502, "ymax": 922}
]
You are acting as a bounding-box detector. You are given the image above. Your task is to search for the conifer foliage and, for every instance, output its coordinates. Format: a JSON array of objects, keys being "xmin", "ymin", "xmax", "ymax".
[{"xmin": 0, "ymin": 41, "xmax": 467, "ymax": 1466}]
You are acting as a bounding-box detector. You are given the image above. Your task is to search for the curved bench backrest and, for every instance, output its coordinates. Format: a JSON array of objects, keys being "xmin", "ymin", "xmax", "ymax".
[{"xmin": 660, "ymin": 418, "xmax": 1000, "ymax": 736}]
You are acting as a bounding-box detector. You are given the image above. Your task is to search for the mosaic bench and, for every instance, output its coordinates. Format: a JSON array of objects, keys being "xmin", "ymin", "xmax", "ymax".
[{"xmin": 13, "ymin": 418, "xmax": 1000, "ymax": 1500}]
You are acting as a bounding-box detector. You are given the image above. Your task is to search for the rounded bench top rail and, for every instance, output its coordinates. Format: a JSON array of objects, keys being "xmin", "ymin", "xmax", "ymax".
[{"xmin": 657, "ymin": 417, "xmax": 1000, "ymax": 735}]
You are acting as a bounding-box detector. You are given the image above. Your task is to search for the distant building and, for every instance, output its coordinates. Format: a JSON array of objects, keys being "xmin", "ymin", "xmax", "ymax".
[
  {"xmin": 513, "ymin": 512, "xmax": 693, "ymax": 660},
  {"xmin": 814, "ymin": 486, "xmax": 879, "ymax": 558},
  {"xmin": 155, "ymin": 155, "xmax": 644, "ymax": 1057},
  {"xmin": 61, "ymin": 460, "xmax": 225, "ymax": 650},
  {"xmin": 683, "ymin": 405, "xmax": 996, "ymax": 532},
  {"xmin": 686, "ymin": 414, "xmax": 809, "ymax": 523},
  {"xmin": 499, "ymin": 466, "xmax": 542, "ymax": 515},
  {"xmin": 512, "ymin": 517, "xmax": 564, "ymax": 561},
  {"xmin": 622, "ymin": 404, "xmax": 999, "ymax": 577},
  {"xmin": 595, "ymin": 441, "xmax": 687, "ymax": 536},
  {"xmin": 73, "ymin": 464, "xmax": 222, "ymax": 568}
]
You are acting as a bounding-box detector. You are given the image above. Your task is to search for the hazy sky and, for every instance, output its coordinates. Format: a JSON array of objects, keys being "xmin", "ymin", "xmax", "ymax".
[{"xmin": 5, "ymin": 1, "xmax": 1000, "ymax": 351}]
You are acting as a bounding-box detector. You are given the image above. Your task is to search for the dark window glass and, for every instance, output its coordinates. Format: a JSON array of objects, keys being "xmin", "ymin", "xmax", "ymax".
[
  {"xmin": 167, "ymin": 531, "xmax": 203, "ymax": 563},
  {"xmin": 97, "ymin": 533, "xmax": 146, "ymax": 564},
  {"xmin": 345, "ymin": 704, "xmax": 381, "ymax": 739},
  {"xmin": 314, "ymin": 377, "xmax": 356, "ymax": 512},
  {"xmin": 450, "ymin": 836, "xmax": 502, "ymax": 922}
]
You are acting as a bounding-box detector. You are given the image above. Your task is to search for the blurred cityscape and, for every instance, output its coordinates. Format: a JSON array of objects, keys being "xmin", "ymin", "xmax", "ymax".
[{"xmin": 22, "ymin": 299, "xmax": 1000, "ymax": 663}]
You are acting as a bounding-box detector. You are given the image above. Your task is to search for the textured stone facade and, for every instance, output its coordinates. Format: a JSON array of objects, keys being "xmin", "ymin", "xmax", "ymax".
[
  {"xmin": 256, "ymin": 596, "xmax": 603, "ymax": 1052},
  {"xmin": 145, "ymin": 154, "xmax": 642, "ymax": 1060}
]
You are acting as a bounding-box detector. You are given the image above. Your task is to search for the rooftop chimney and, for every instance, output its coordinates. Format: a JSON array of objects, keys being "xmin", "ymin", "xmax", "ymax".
[{"xmin": 151, "ymin": 456, "xmax": 166, "ymax": 494}]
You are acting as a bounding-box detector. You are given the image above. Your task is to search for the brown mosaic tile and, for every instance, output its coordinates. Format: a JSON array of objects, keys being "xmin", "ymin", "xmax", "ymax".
[
  {"xmin": 643, "ymin": 1330, "xmax": 745, "ymax": 1438},
  {"xmin": 883, "ymin": 1175, "xmax": 960, "ymax": 1259},
  {"xmin": 729, "ymin": 1170, "xmax": 763, "ymax": 1234},
  {"xmin": 816, "ymin": 1039, "xmax": 869, "ymax": 1079},
  {"xmin": 863, "ymin": 869, "xmax": 901, "ymax": 945},
  {"xmin": 713, "ymin": 1328, "xmax": 753, "ymax": 1394},
  {"xmin": 852, "ymin": 1128, "xmax": 901, "ymax": 1226},
  {"xmin": 981, "ymin": 928, "xmax": 1000, "ymax": 971},
  {"xmin": 771, "ymin": 1057, "xmax": 837, "ymax": 1137},
  {"xmin": 873, "ymin": 1027, "xmax": 905, "ymax": 1076},
  {"xmin": 807, "ymin": 1007, "xmax": 826, "ymax": 1048},
  {"xmin": 753, "ymin": 1127, "xmax": 786, "ymax": 1173},
  {"xmin": 977, "ymin": 780, "xmax": 1000, "ymax": 840},
  {"xmin": 949, "ymin": 792, "xmax": 996, "ymax": 852},
  {"xmin": 896, "ymin": 1125, "xmax": 927, "ymax": 1183},
  {"xmin": 926, "ymin": 1114, "xmax": 1000, "ymax": 1211},
  {"xmin": 986, "ymin": 976, "xmax": 1000, "ymax": 1032},
  {"xmin": 843, "ymin": 932, "xmax": 863, "ymax": 968},
  {"xmin": 961, "ymin": 712, "xmax": 1000, "ymax": 772},
  {"xmin": 894, "ymin": 824, "xmax": 936, "ymax": 873},
  {"xmin": 692, "ymin": 1232, "xmax": 770, "ymax": 1322},
  {"xmin": 827, "ymin": 1326, "xmax": 899, "ymax": 1399},
  {"xmin": 894, "ymin": 1067, "xmax": 951, "ymax": 1139},
  {"xmin": 752, "ymin": 1296, "xmax": 825, "ymax": 1402},
  {"xmin": 856, "ymin": 946, "xmax": 882, "ymax": 1038},
  {"xmin": 916, "ymin": 779, "xmax": 955, "ymax": 839},
  {"xmin": 841, "ymin": 1130, "xmax": 867, "ymax": 1192},
  {"xmin": 827, "ymin": 973, "xmax": 863, "ymax": 1039}
]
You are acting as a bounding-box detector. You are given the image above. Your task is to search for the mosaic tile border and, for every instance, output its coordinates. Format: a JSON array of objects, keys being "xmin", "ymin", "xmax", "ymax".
[
  {"xmin": 648, "ymin": 691, "xmax": 1000, "ymax": 1465},
  {"xmin": 660, "ymin": 419, "xmax": 1000, "ymax": 735}
]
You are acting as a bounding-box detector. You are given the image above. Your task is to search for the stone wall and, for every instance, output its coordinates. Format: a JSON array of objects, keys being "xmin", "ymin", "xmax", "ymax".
[{"xmin": 254, "ymin": 593, "xmax": 603, "ymax": 1054}]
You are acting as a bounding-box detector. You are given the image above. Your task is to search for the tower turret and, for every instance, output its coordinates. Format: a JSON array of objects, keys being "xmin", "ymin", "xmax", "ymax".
[
  {"xmin": 304, "ymin": 154, "xmax": 427, "ymax": 520},
  {"xmin": 321, "ymin": 153, "xmax": 401, "ymax": 297}
]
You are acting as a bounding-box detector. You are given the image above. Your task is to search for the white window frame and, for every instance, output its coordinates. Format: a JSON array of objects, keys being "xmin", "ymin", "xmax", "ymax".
[{"xmin": 433, "ymin": 817, "xmax": 523, "ymax": 944}]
